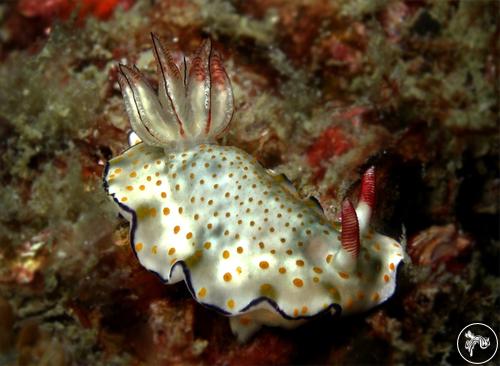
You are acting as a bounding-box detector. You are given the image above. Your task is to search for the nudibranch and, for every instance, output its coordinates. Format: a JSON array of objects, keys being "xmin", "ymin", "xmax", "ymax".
[{"xmin": 103, "ymin": 34, "xmax": 404, "ymax": 342}]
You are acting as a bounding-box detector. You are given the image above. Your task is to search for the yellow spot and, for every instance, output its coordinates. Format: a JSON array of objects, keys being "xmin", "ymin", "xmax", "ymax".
[
  {"xmin": 374, "ymin": 243, "xmax": 381, "ymax": 251},
  {"xmin": 178, "ymin": 207, "xmax": 183, "ymax": 214},
  {"xmin": 389, "ymin": 263, "xmax": 395, "ymax": 271},
  {"xmin": 313, "ymin": 277, "xmax": 320, "ymax": 283},
  {"xmin": 163, "ymin": 207, "xmax": 170, "ymax": 216},
  {"xmin": 135, "ymin": 242, "xmax": 143, "ymax": 252},
  {"xmin": 203, "ymin": 242, "xmax": 211, "ymax": 249},
  {"xmin": 129, "ymin": 171, "xmax": 137, "ymax": 178},
  {"xmin": 259, "ymin": 261, "xmax": 269, "ymax": 269},
  {"xmin": 194, "ymin": 214, "xmax": 200, "ymax": 220},
  {"xmin": 175, "ymin": 184, "xmax": 180, "ymax": 191},
  {"xmin": 114, "ymin": 168, "xmax": 122, "ymax": 174},
  {"xmin": 168, "ymin": 248, "xmax": 176, "ymax": 255},
  {"xmin": 223, "ymin": 273, "xmax": 232, "ymax": 282},
  {"xmin": 296, "ymin": 259, "xmax": 305, "ymax": 267},
  {"xmin": 227, "ymin": 299, "xmax": 235, "ymax": 309},
  {"xmin": 198, "ymin": 288, "xmax": 207, "ymax": 298},
  {"xmin": 313, "ymin": 267, "xmax": 323, "ymax": 274},
  {"xmin": 339, "ymin": 272, "xmax": 350, "ymax": 279},
  {"xmin": 293, "ymin": 278, "xmax": 304, "ymax": 288},
  {"xmin": 156, "ymin": 180, "xmax": 162, "ymax": 186},
  {"xmin": 278, "ymin": 267, "xmax": 286, "ymax": 275},
  {"xmin": 222, "ymin": 250, "xmax": 230, "ymax": 259},
  {"xmin": 326, "ymin": 254, "xmax": 333, "ymax": 263},
  {"xmin": 173, "ymin": 226, "xmax": 181, "ymax": 234},
  {"xmin": 120, "ymin": 197, "xmax": 128, "ymax": 202},
  {"xmin": 126, "ymin": 186, "xmax": 133, "ymax": 191},
  {"xmin": 207, "ymin": 223, "xmax": 213, "ymax": 230},
  {"xmin": 384, "ymin": 274, "xmax": 390, "ymax": 282},
  {"xmin": 186, "ymin": 232, "xmax": 193, "ymax": 239},
  {"xmin": 236, "ymin": 266, "xmax": 242, "ymax": 274}
]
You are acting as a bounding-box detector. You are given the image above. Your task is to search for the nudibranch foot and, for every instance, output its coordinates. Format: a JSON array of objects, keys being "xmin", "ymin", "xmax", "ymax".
[{"xmin": 104, "ymin": 35, "xmax": 404, "ymax": 342}]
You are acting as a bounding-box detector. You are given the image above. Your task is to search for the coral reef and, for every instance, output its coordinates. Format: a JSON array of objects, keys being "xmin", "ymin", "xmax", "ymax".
[{"xmin": 0, "ymin": 0, "xmax": 497, "ymax": 364}]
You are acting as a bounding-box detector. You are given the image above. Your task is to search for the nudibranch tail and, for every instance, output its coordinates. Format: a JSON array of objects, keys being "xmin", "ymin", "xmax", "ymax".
[{"xmin": 117, "ymin": 35, "xmax": 234, "ymax": 149}]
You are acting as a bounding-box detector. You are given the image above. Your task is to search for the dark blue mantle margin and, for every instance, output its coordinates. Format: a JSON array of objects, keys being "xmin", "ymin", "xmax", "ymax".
[{"xmin": 102, "ymin": 157, "xmax": 346, "ymax": 321}]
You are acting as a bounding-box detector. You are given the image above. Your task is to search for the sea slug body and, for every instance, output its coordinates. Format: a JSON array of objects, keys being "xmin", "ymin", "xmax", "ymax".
[{"xmin": 103, "ymin": 34, "xmax": 404, "ymax": 342}]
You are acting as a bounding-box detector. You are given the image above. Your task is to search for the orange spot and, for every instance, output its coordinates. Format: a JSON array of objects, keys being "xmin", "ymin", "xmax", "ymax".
[
  {"xmin": 372, "ymin": 292, "xmax": 380, "ymax": 302},
  {"xmin": 186, "ymin": 232, "xmax": 193, "ymax": 239},
  {"xmin": 151, "ymin": 245, "xmax": 158, "ymax": 254},
  {"xmin": 279, "ymin": 267, "xmax": 287, "ymax": 274},
  {"xmin": 223, "ymin": 273, "xmax": 232, "ymax": 282},
  {"xmin": 293, "ymin": 308, "xmax": 299, "ymax": 317},
  {"xmin": 389, "ymin": 263, "xmax": 395, "ymax": 271},
  {"xmin": 126, "ymin": 186, "xmax": 133, "ymax": 191},
  {"xmin": 237, "ymin": 246, "xmax": 243, "ymax": 254},
  {"xmin": 286, "ymin": 249, "xmax": 293, "ymax": 255},
  {"xmin": 374, "ymin": 243, "xmax": 381, "ymax": 251},
  {"xmin": 293, "ymin": 278, "xmax": 304, "ymax": 288},
  {"xmin": 301, "ymin": 306, "xmax": 308, "ymax": 314},
  {"xmin": 139, "ymin": 185, "xmax": 145, "ymax": 191},
  {"xmin": 296, "ymin": 259, "xmax": 305, "ymax": 267},
  {"xmin": 357, "ymin": 291, "xmax": 365, "ymax": 300},
  {"xmin": 161, "ymin": 192, "xmax": 167, "ymax": 198},
  {"xmin": 222, "ymin": 250, "xmax": 230, "ymax": 259},
  {"xmin": 259, "ymin": 261, "xmax": 269, "ymax": 269},
  {"xmin": 195, "ymin": 250, "xmax": 203, "ymax": 258},
  {"xmin": 150, "ymin": 208, "xmax": 157, "ymax": 217},
  {"xmin": 239, "ymin": 317, "xmax": 251, "ymax": 326},
  {"xmin": 313, "ymin": 267, "xmax": 323, "ymax": 274},
  {"xmin": 384, "ymin": 274, "xmax": 390, "ymax": 282},
  {"xmin": 156, "ymin": 180, "xmax": 162, "ymax": 186},
  {"xmin": 260, "ymin": 283, "xmax": 272, "ymax": 292},
  {"xmin": 345, "ymin": 298, "xmax": 354, "ymax": 310},
  {"xmin": 163, "ymin": 207, "xmax": 170, "ymax": 216},
  {"xmin": 168, "ymin": 247, "xmax": 176, "ymax": 255},
  {"xmin": 339, "ymin": 272, "xmax": 350, "ymax": 279},
  {"xmin": 227, "ymin": 299, "xmax": 235, "ymax": 309},
  {"xmin": 198, "ymin": 287, "xmax": 207, "ymax": 298},
  {"xmin": 326, "ymin": 254, "xmax": 333, "ymax": 263},
  {"xmin": 129, "ymin": 171, "xmax": 137, "ymax": 178},
  {"xmin": 135, "ymin": 242, "xmax": 143, "ymax": 252},
  {"xmin": 173, "ymin": 226, "xmax": 181, "ymax": 234}
]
